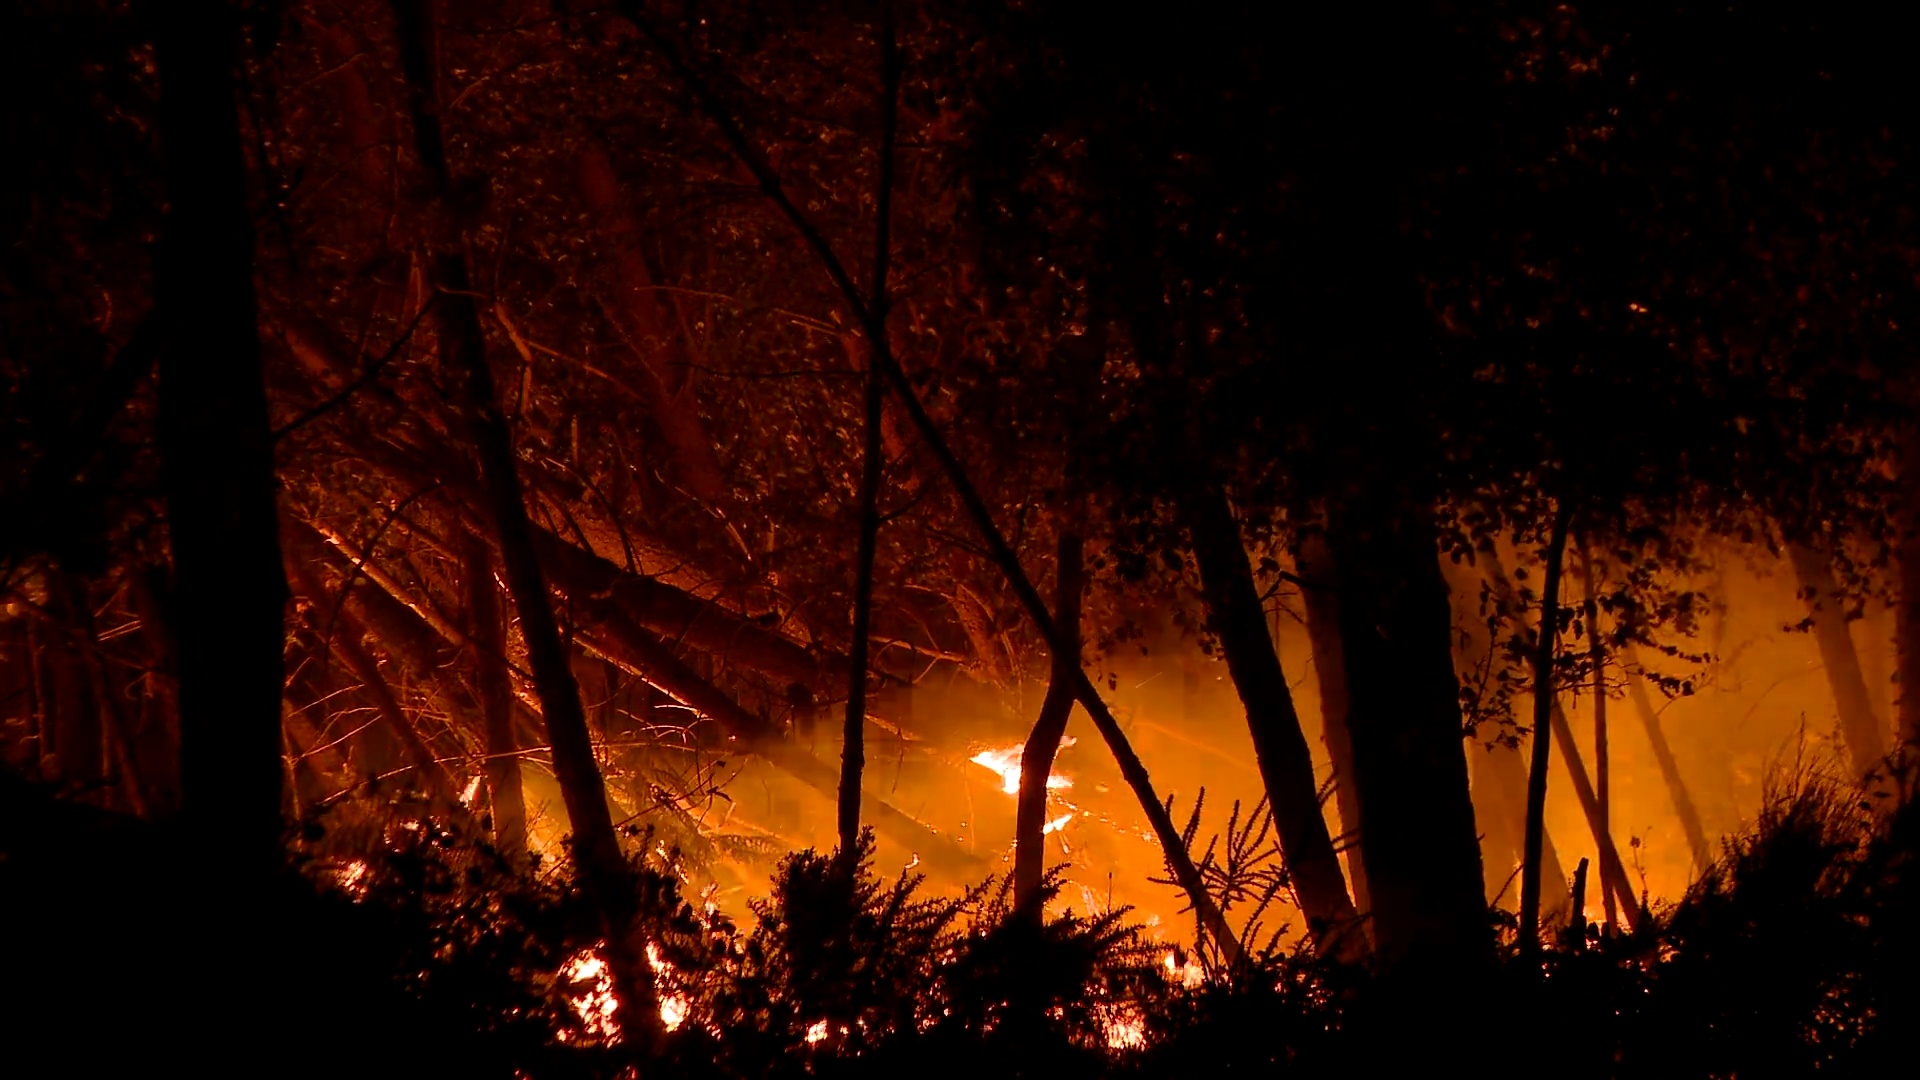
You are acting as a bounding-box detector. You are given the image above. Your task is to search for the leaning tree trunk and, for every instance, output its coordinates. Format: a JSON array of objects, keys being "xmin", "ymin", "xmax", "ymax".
[
  {"xmin": 154, "ymin": 0, "xmax": 288, "ymax": 874},
  {"xmin": 391, "ymin": 0, "xmax": 661, "ymax": 1049},
  {"xmin": 1184, "ymin": 492, "xmax": 1359, "ymax": 952},
  {"xmin": 1789, "ymin": 543, "xmax": 1887, "ymax": 780},
  {"xmin": 465, "ymin": 534, "xmax": 527, "ymax": 861},
  {"xmin": 1015, "ymin": 526, "xmax": 1084, "ymax": 916},
  {"xmin": 1326, "ymin": 496, "xmax": 1490, "ymax": 973},
  {"xmin": 1296, "ymin": 528, "xmax": 1371, "ymax": 916},
  {"xmin": 1621, "ymin": 646, "xmax": 1712, "ymax": 873}
]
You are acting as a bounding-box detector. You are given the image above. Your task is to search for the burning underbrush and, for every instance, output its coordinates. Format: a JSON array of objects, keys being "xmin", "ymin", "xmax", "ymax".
[{"xmin": 3, "ymin": 767, "xmax": 1917, "ymax": 1077}]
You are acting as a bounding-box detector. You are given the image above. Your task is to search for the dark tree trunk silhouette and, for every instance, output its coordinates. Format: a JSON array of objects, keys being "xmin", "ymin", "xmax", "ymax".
[
  {"xmin": 465, "ymin": 534, "xmax": 527, "ymax": 861},
  {"xmin": 1520, "ymin": 505, "xmax": 1573, "ymax": 952},
  {"xmin": 154, "ymin": 0, "xmax": 288, "ymax": 873},
  {"xmin": 1015, "ymin": 526, "xmax": 1083, "ymax": 915},
  {"xmin": 1185, "ymin": 492, "xmax": 1358, "ymax": 950},
  {"xmin": 618, "ymin": 4, "xmax": 1237, "ymax": 956},
  {"xmin": 1581, "ymin": 546, "xmax": 1617, "ymax": 926},
  {"xmin": 839, "ymin": 13, "xmax": 899, "ymax": 854},
  {"xmin": 1296, "ymin": 529, "xmax": 1371, "ymax": 916},
  {"xmin": 1327, "ymin": 497, "xmax": 1489, "ymax": 971},
  {"xmin": 1484, "ymin": 552, "xmax": 1641, "ymax": 928},
  {"xmin": 1790, "ymin": 543, "xmax": 1888, "ymax": 779},
  {"xmin": 391, "ymin": 0, "xmax": 661, "ymax": 1048}
]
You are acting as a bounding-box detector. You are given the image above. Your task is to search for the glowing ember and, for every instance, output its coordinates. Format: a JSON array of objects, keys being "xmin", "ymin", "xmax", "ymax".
[
  {"xmin": 804, "ymin": 1019, "xmax": 830, "ymax": 1045},
  {"xmin": 969, "ymin": 738, "xmax": 1074, "ymax": 795},
  {"xmin": 328, "ymin": 859, "xmax": 369, "ymax": 898}
]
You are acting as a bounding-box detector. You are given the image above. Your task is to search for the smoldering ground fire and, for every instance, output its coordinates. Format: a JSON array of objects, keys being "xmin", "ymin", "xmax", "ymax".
[{"xmin": 5, "ymin": 1, "xmax": 1920, "ymax": 1076}]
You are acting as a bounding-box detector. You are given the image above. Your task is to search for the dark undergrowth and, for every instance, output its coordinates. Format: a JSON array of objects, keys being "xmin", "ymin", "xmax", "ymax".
[{"xmin": 3, "ymin": 765, "xmax": 1915, "ymax": 1078}]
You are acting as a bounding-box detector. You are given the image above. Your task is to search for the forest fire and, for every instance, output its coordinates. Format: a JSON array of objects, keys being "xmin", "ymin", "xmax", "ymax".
[
  {"xmin": 6, "ymin": 1, "xmax": 1920, "ymax": 1076},
  {"xmin": 969, "ymin": 740, "xmax": 1075, "ymax": 795}
]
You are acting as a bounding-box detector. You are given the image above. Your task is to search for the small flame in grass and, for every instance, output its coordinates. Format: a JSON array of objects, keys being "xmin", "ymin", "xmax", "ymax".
[
  {"xmin": 561, "ymin": 950, "xmax": 621, "ymax": 1043},
  {"xmin": 459, "ymin": 774, "xmax": 483, "ymax": 807},
  {"xmin": 560, "ymin": 942, "xmax": 690, "ymax": 1043},
  {"xmin": 1163, "ymin": 949, "xmax": 1205, "ymax": 989},
  {"xmin": 1101, "ymin": 1003, "xmax": 1147, "ymax": 1051},
  {"xmin": 1042, "ymin": 812, "xmax": 1075, "ymax": 835},
  {"xmin": 646, "ymin": 942, "xmax": 690, "ymax": 1033},
  {"xmin": 969, "ymin": 738, "xmax": 1075, "ymax": 795}
]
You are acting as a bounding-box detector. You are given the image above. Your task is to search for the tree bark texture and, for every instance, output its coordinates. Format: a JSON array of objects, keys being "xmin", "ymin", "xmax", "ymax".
[
  {"xmin": 1326, "ymin": 498, "xmax": 1489, "ymax": 972},
  {"xmin": 1015, "ymin": 526, "xmax": 1083, "ymax": 915},
  {"xmin": 1185, "ymin": 492, "xmax": 1358, "ymax": 949},
  {"xmin": 155, "ymin": 0, "xmax": 288, "ymax": 872}
]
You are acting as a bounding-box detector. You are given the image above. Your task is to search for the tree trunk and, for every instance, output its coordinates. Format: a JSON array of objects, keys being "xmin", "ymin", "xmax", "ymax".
[
  {"xmin": 1520, "ymin": 505, "xmax": 1573, "ymax": 954},
  {"xmin": 1622, "ymin": 645, "xmax": 1712, "ymax": 873},
  {"xmin": 1326, "ymin": 497, "xmax": 1489, "ymax": 972},
  {"xmin": 1295, "ymin": 528, "xmax": 1371, "ymax": 916},
  {"xmin": 839, "ymin": 356, "xmax": 884, "ymax": 854},
  {"xmin": 1789, "ymin": 543, "xmax": 1888, "ymax": 779},
  {"xmin": 1015, "ymin": 526, "xmax": 1083, "ymax": 916},
  {"xmin": 391, "ymin": 0, "xmax": 661, "ymax": 1048},
  {"xmin": 1185, "ymin": 492, "xmax": 1358, "ymax": 950},
  {"xmin": 1580, "ymin": 546, "xmax": 1617, "ymax": 928},
  {"xmin": 618, "ymin": 6, "xmax": 1238, "ymax": 956},
  {"xmin": 466, "ymin": 534, "xmax": 527, "ymax": 861},
  {"xmin": 154, "ymin": 0, "xmax": 288, "ymax": 873}
]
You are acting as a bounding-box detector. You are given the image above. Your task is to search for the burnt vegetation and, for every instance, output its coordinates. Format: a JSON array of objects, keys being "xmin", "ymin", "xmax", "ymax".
[{"xmin": 5, "ymin": 1, "xmax": 1920, "ymax": 1075}]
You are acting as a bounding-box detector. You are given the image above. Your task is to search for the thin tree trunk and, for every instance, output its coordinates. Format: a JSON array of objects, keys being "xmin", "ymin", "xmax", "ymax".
[
  {"xmin": 622, "ymin": 7, "xmax": 1235, "ymax": 956},
  {"xmin": 154, "ymin": 0, "xmax": 287, "ymax": 873},
  {"xmin": 1520, "ymin": 503, "xmax": 1572, "ymax": 954},
  {"xmin": 466, "ymin": 534, "xmax": 527, "ymax": 861},
  {"xmin": 840, "ymin": 359, "xmax": 883, "ymax": 854},
  {"xmin": 391, "ymin": 0, "xmax": 660, "ymax": 1048},
  {"xmin": 1486, "ymin": 553, "xmax": 1641, "ymax": 929},
  {"xmin": 1185, "ymin": 492, "xmax": 1358, "ymax": 951},
  {"xmin": 1581, "ymin": 545, "xmax": 1617, "ymax": 927},
  {"xmin": 1326, "ymin": 498, "xmax": 1489, "ymax": 971},
  {"xmin": 840, "ymin": 14, "xmax": 899, "ymax": 855},
  {"xmin": 1622, "ymin": 646, "xmax": 1712, "ymax": 873},
  {"xmin": 1296, "ymin": 529, "xmax": 1371, "ymax": 916},
  {"xmin": 1015, "ymin": 526, "xmax": 1083, "ymax": 915},
  {"xmin": 1789, "ymin": 543, "xmax": 1888, "ymax": 779}
]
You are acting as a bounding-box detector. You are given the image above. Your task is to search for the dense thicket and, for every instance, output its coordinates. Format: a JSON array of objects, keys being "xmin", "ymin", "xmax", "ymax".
[{"xmin": 5, "ymin": 0, "xmax": 1920, "ymax": 1074}]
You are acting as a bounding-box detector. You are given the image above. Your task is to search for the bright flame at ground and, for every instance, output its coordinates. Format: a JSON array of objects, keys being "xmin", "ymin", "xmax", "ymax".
[
  {"xmin": 560, "ymin": 942, "xmax": 689, "ymax": 1042},
  {"xmin": 646, "ymin": 942, "xmax": 690, "ymax": 1033},
  {"xmin": 1101, "ymin": 1004, "xmax": 1147, "ymax": 1051},
  {"xmin": 969, "ymin": 738, "xmax": 1075, "ymax": 795},
  {"xmin": 561, "ymin": 950, "xmax": 620, "ymax": 1042},
  {"xmin": 1164, "ymin": 949, "xmax": 1205, "ymax": 989},
  {"xmin": 1042, "ymin": 812, "xmax": 1074, "ymax": 834}
]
